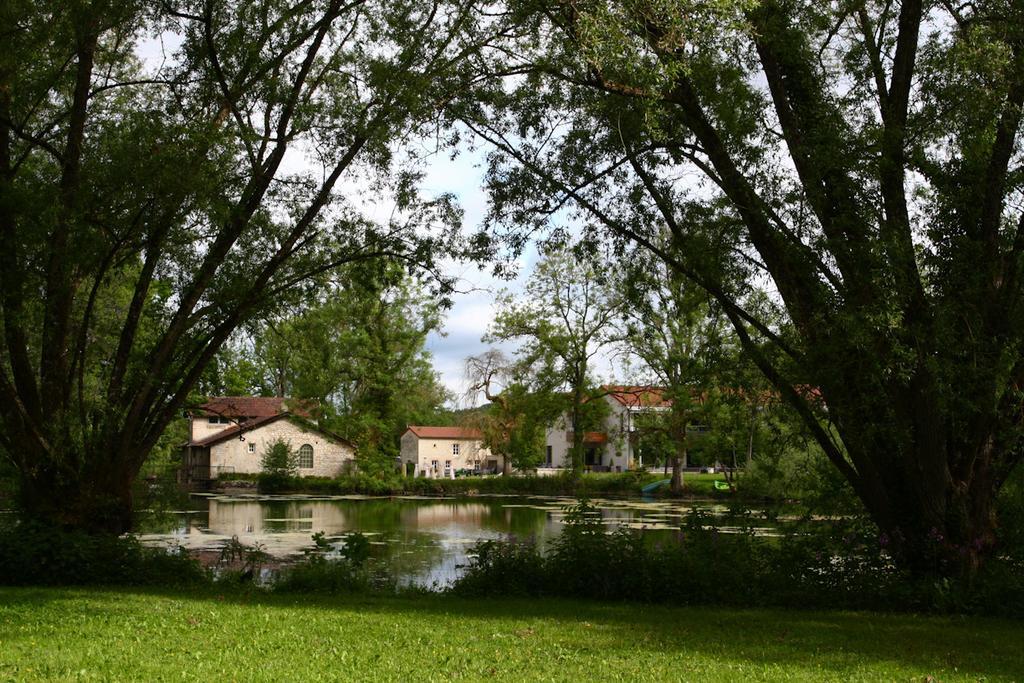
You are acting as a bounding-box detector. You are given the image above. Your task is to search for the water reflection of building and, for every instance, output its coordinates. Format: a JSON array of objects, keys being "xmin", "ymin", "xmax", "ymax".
[
  {"xmin": 407, "ymin": 502, "xmax": 491, "ymax": 527},
  {"xmin": 203, "ymin": 498, "xmax": 553, "ymax": 540},
  {"xmin": 206, "ymin": 499, "xmax": 350, "ymax": 536}
]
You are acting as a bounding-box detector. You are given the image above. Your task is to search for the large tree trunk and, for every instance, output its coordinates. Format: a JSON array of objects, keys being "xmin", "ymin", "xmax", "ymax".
[
  {"xmin": 16, "ymin": 451, "xmax": 139, "ymax": 535},
  {"xmin": 569, "ymin": 394, "xmax": 585, "ymax": 475},
  {"xmin": 866, "ymin": 477, "xmax": 998, "ymax": 580},
  {"xmin": 669, "ymin": 451, "xmax": 684, "ymax": 494},
  {"xmin": 670, "ymin": 422, "xmax": 687, "ymax": 494},
  {"xmin": 822, "ymin": 369, "xmax": 1010, "ymax": 579}
]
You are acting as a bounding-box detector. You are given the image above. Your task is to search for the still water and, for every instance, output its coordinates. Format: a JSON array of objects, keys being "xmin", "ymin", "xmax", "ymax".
[{"xmin": 138, "ymin": 494, "xmax": 781, "ymax": 586}]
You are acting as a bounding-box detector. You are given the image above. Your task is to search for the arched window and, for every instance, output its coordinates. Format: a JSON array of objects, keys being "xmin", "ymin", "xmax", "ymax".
[{"xmin": 298, "ymin": 444, "xmax": 314, "ymax": 469}]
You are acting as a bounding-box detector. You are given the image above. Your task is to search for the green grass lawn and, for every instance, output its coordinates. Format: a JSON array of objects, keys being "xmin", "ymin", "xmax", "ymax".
[{"xmin": 1, "ymin": 588, "xmax": 1021, "ymax": 681}]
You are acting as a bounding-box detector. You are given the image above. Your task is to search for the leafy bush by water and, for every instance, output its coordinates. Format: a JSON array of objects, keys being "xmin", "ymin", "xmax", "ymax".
[
  {"xmin": 0, "ymin": 521, "xmax": 207, "ymax": 587},
  {"xmin": 450, "ymin": 501, "xmax": 1024, "ymax": 617},
  {"xmin": 273, "ymin": 532, "xmax": 384, "ymax": 594},
  {"xmin": 272, "ymin": 555, "xmax": 378, "ymax": 594}
]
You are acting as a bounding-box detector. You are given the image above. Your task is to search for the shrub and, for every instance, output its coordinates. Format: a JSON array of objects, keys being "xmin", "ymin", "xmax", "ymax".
[
  {"xmin": 997, "ymin": 466, "xmax": 1024, "ymax": 559},
  {"xmin": 339, "ymin": 531, "xmax": 371, "ymax": 567},
  {"xmin": 273, "ymin": 555, "xmax": 382, "ymax": 594},
  {"xmin": 258, "ymin": 438, "xmax": 299, "ymax": 492},
  {"xmin": 449, "ymin": 503, "xmax": 1024, "ymax": 616},
  {"xmin": 253, "ymin": 471, "xmax": 677, "ymax": 497},
  {"xmin": 0, "ymin": 521, "xmax": 207, "ymax": 587},
  {"xmin": 452, "ymin": 537, "xmax": 547, "ymax": 597},
  {"xmin": 272, "ymin": 530, "xmax": 391, "ymax": 594}
]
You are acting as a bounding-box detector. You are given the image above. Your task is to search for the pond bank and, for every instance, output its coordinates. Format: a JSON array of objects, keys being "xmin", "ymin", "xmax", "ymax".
[
  {"xmin": 2, "ymin": 587, "xmax": 1021, "ymax": 681},
  {"xmin": 215, "ymin": 470, "xmax": 746, "ymax": 500}
]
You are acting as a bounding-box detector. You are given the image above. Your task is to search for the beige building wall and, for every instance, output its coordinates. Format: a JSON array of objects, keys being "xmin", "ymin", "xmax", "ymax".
[
  {"xmin": 541, "ymin": 396, "xmax": 642, "ymax": 471},
  {"xmin": 190, "ymin": 416, "xmax": 236, "ymax": 443},
  {"xmin": 400, "ymin": 433, "xmax": 499, "ymax": 477},
  {"xmin": 209, "ymin": 418, "xmax": 355, "ymax": 478}
]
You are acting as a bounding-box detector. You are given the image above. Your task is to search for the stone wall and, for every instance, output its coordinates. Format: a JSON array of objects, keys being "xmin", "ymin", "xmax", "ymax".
[{"xmin": 209, "ymin": 417, "xmax": 354, "ymax": 478}]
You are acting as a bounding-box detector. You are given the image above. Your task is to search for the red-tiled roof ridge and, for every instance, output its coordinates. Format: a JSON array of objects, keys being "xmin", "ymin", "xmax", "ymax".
[{"xmin": 404, "ymin": 425, "xmax": 484, "ymax": 440}]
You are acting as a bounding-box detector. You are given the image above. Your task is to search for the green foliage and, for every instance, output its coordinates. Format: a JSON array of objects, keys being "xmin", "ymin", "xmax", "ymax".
[
  {"xmin": 210, "ymin": 259, "xmax": 451, "ymax": 472},
  {"xmin": 452, "ymin": 506, "xmax": 1024, "ymax": 617},
  {"xmin": 261, "ymin": 438, "xmax": 298, "ymax": 477},
  {"xmin": 465, "ymin": 349, "xmax": 565, "ymax": 470},
  {"xmin": 996, "ymin": 466, "xmax": 1024, "ymax": 559},
  {"xmin": 0, "ymin": 522, "xmax": 207, "ymax": 587},
  {"xmin": 215, "ymin": 537, "xmax": 269, "ymax": 584},
  {"xmin": 487, "ymin": 246, "xmax": 621, "ymax": 470},
  {"xmin": 0, "ymin": 0, "xmax": 479, "ymax": 531},
  {"xmin": 273, "ymin": 532, "xmax": 379, "ymax": 594},
  {"xmin": 272, "ymin": 556, "xmax": 378, "ymax": 595},
  {"xmin": 258, "ymin": 438, "xmax": 298, "ymax": 492},
  {"xmin": 467, "ymin": 0, "xmax": 1024, "ymax": 574},
  {"xmin": 742, "ymin": 437, "xmax": 858, "ymax": 511},
  {"xmin": 339, "ymin": 532, "xmax": 372, "ymax": 568},
  {"xmin": 251, "ymin": 471, "xmax": 670, "ymax": 497}
]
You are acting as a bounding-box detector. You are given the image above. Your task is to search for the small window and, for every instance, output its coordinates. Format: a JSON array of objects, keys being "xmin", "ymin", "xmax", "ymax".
[
  {"xmin": 452, "ymin": 443, "xmax": 460, "ymax": 456},
  {"xmin": 431, "ymin": 459, "xmax": 439, "ymax": 468},
  {"xmin": 298, "ymin": 444, "xmax": 314, "ymax": 469},
  {"xmin": 208, "ymin": 416, "xmax": 230, "ymax": 424},
  {"xmin": 248, "ymin": 443, "xmax": 256, "ymax": 453},
  {"xmin": 445, "ymin": 460, "xmax": 451, "ymax": 467},
  {"xmin": 546, "ymin": 446, "xmax": 553, "ymax": 466}
]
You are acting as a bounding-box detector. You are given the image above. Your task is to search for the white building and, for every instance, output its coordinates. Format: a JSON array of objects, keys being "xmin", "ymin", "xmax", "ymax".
[
  {"xmin": 399, "ymin": 425, "xmax": 502, "ymax": 477},
  {"xmin": 180, "ymin": 397, "xmax": 356, "ymax": 486},
  {"xmin": 542, "ymin": 386, "xmax": 671, "ymax": 472}
]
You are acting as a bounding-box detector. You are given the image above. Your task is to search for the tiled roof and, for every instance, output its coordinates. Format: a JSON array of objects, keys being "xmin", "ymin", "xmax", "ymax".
[
  {"xmin": 189, "ymin": 413, "xmax": 283, "ymax": 447},
  {"xmin": 187, "ymin": 412, "xmax": 352, "ymax": 448},
  {"xmin": 194, "ymin": 396, "xmax": 314, "ymax": 418},
  {"xmin": 405, "ymin": 425, "xmax": 483, "ymax": 440},
  {"xmin": 603, "ymin": 385, "xmax": 671, "ymax": 408}
]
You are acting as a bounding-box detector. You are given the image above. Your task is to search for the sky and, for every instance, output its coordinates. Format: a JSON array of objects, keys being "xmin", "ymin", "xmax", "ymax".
[{"xmin": 417, "ymin": 149, "xmax": 540, "ymax": 407}]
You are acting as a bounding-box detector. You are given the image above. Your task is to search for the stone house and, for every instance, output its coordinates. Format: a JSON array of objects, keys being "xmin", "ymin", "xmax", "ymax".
[
  {"xmin": 180, "ymin": 397, "xmax": 356, "ymax": 486},
  {"xmin": 399, "ymin": 425, "xmax": 502, "ymax": 477}
]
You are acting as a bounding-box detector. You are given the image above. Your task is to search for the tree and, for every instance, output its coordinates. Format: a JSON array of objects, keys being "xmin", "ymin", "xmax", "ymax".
[
  {"xmin": 467, "ymin": 1, "xmax": 1024, "ymax": 575},
  {"xmin": 486, "ymin": 247, "xmax": 620, "ymax": 472},
  {"xmin": 259, "ymin": 437, "xmax": 298, "ymax": 491},
  {"xmin": 465, "ymin": 349, "xmax": 559, "ymax": 473},
  {"xmin": 261, "ymin": 438, "xmax": 298, "ymax": 477},
  {"xmin": 250, "ymin": 260, "xmax": 451, "ymax": 468},
  {"xmin": 0, "ymin": 0, "xmax": 490, "ymax": 531},
  {"xmin": 616, "ymin": 246, "xmax": 731, "ymax": 493}
]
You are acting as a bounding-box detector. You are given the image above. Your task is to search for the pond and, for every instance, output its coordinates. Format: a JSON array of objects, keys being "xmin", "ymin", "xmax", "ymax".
[{"xmin": 137, "ymin": 494, "xmax": 786, "ymax": 587}]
